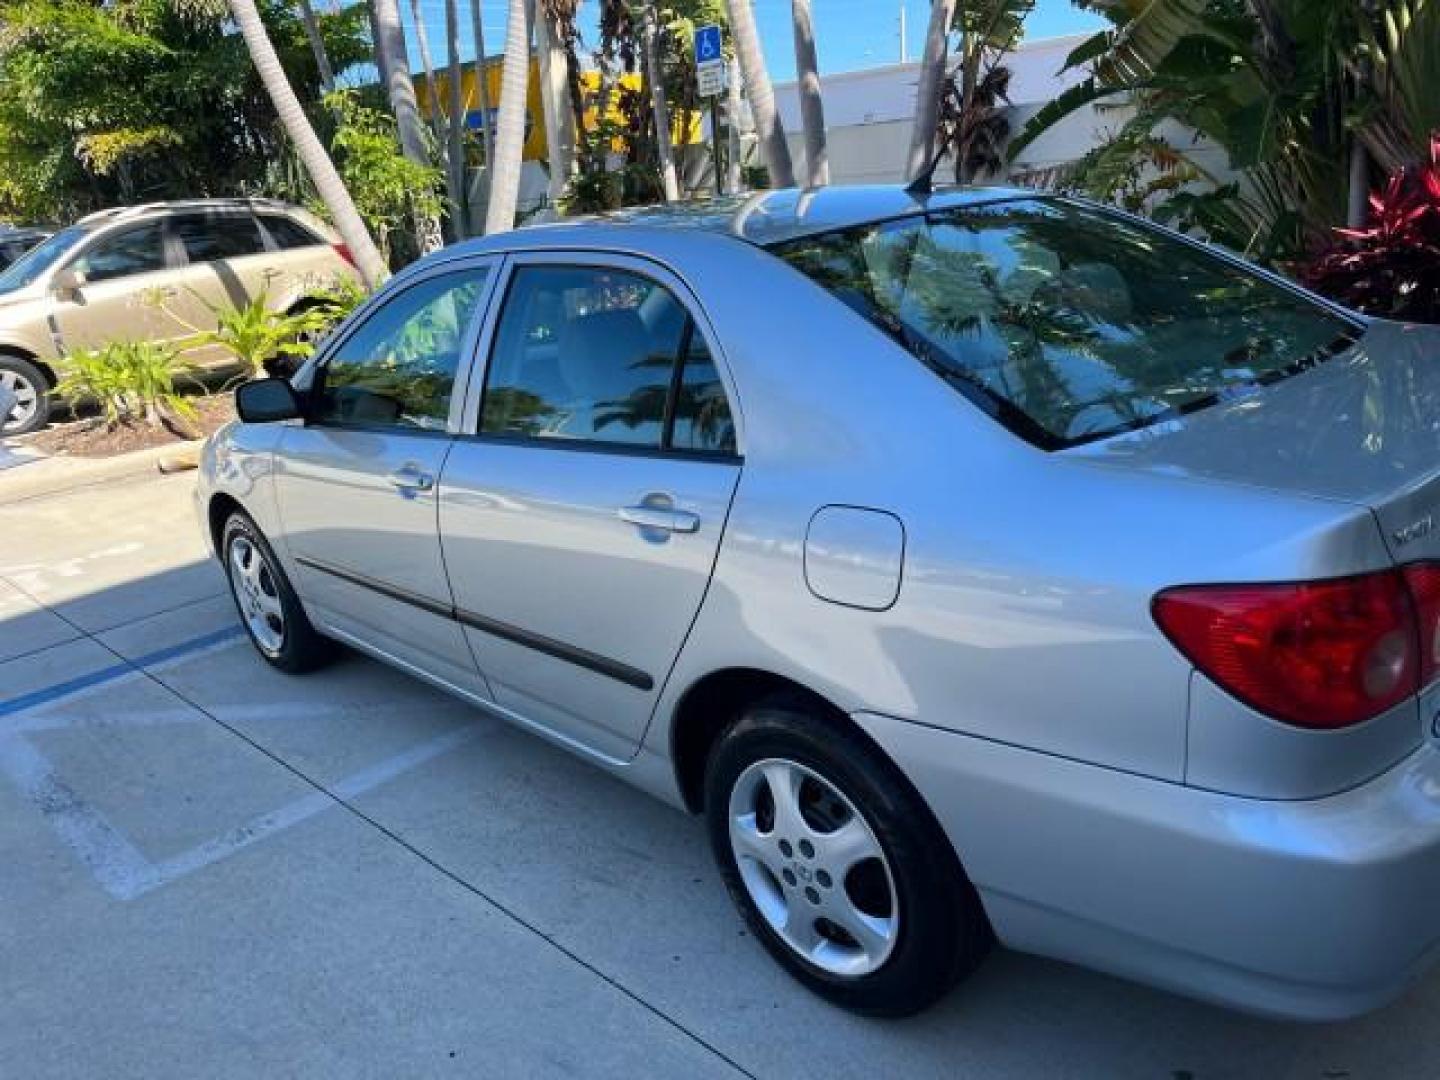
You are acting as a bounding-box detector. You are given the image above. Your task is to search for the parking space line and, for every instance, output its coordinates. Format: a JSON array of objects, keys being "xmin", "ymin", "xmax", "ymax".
[{"xmin": 0, "ymin": 625, "xmax": 243, "ymax": 722}]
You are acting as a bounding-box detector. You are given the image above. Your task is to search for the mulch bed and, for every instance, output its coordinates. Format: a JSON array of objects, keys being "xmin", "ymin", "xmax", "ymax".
[{"xmin": 13, "ymin": 393, "xmax": 237, "ymax": 459}]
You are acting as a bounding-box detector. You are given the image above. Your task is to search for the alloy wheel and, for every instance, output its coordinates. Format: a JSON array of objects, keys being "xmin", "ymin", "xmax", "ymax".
[
  {"xmin": 228, "ymin": 534, "xmax": 286, "ymax": 656},
  {"xmin": 727, "ymin": 757, "xmax": 899, "ymax": 977},
  {"xmin": 1, "ymin": 368, "xmax": 39, "ymax": 434}
]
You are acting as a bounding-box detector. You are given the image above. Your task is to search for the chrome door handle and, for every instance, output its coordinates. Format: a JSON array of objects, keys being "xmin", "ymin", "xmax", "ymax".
[
  {"xmin": 619, "ymin": 505, "xmax": 701, "ymax": 534},
  {"xmin": 388, "ymin": 466, "xmax": 434, "ymax": 492}
]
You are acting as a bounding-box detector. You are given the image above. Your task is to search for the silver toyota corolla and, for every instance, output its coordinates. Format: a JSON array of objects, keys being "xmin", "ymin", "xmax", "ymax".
[{"xmin": 197, "ymin": 185, "xmax": 1440, "ymax": 1020}]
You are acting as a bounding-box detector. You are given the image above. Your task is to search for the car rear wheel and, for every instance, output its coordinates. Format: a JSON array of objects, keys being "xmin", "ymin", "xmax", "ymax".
[
  {"xmin": 222, "ymin": 512, "xmax": 333, "ymax": 673},
  {"xmin": 705, "ymin": 699, "xmax": 992, "ymax": 1016},
  {"xmin": 0, "ymin": 356, "xmax": 50, "ymax": 436}
]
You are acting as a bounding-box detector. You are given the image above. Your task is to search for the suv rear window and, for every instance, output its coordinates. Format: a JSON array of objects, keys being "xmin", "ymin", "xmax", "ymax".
[{"xmin": 771, "ymin": 198, "xmax": 1359, "ymax": 449}]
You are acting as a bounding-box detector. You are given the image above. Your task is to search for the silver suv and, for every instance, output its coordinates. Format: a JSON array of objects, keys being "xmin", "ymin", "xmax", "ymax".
[{"xmin": 0, "ymin": 198, "xmax": 358, "ymax": 435}]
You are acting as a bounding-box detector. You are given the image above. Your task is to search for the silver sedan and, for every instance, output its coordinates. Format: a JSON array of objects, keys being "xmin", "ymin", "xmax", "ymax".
[{"xmin": 197, "ymin": 185, "xmax": 1440, "ymax": 1020}]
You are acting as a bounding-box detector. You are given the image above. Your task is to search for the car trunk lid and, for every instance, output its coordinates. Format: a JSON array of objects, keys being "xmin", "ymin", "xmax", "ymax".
[{"xmin": 1073, "ymin": 319, "xmax": 1440, "ymax": 562}]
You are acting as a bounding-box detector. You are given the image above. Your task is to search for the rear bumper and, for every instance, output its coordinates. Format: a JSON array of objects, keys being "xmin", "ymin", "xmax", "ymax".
[{"xmin": 855, "ymin": 711, "xmax": 1440, "ymax": 1020}]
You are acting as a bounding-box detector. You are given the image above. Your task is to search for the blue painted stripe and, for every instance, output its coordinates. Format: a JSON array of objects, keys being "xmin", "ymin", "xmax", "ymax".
[{"xmin": 0, "ymin": 624, "xmax": 244, "ymax": 719}]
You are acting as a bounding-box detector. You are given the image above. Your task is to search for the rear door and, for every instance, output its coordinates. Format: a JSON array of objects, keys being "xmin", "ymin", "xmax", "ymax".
[
  {"xmin": 274, "ymin": 260, "xmax": 498, "ymax": 697},
  {"xmin": 166, "ymin": 211, "xmax": 274, "ymax": 369},
  {"xmin": 439, "ymin": 253, "xmax": 743, "ymax": 761}
]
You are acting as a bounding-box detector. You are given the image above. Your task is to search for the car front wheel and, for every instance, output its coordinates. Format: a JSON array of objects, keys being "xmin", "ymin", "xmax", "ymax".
[
  {"xmin": 705, "ymin": 699, "xmax": 992, "ymax": 1016},
  {"xmin": 0, "ymin": 355, "xmax": 50, "ymax": 436},
  {"xmin": 222, "ymin": 512, "xmax": 333, "ymax": 673}
]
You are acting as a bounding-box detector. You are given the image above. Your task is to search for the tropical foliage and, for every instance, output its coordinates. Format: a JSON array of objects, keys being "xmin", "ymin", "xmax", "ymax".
[
  {"xmin": 0, "ymin": 0, "xmax": 368, "ymax": 221},
  {"xmin": 1009, "ymin": 0, "xmax": 1440, "ymax": 263},
  {"xmin": 937, "ymin": 0, "xmax": 1033, "ymax": 183},
  {"xmin": 1304, "ymin": 133, "xmax": 1440, "ymax": 322},
  {"xmin": 54, "ymin": 340, "xmax": 197, "ymax": 430}
]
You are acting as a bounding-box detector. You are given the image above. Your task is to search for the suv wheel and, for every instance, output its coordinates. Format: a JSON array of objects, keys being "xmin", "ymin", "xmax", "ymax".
[
  {"xmin": 705, "ymin": 700, "xmax": 992, "ymax": 1016},
  {"xmin": 0, "ymin": 356, "xmax": 50, "ymax": 436},
  {"xmin": 222, "ymin": 512, "xmax": 334, "ymax": 673}
]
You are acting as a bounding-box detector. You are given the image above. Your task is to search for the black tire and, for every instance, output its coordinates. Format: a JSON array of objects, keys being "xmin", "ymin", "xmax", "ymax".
[
  {"xmin": 0, "ymin": 354, "xmax": 51, "ymax": 436},
  {"xmin": 705, "ymin": 699, "xmax": 992, "ymax": 1017},
  {"xmin": 221, "ymin": 511, "xmax": 334, "ymax": 674}
]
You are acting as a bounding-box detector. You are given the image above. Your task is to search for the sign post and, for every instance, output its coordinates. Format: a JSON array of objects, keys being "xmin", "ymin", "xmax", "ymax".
[{"xmin": 694, "ymin": 25, "xmax": 727, "ymax": 193}]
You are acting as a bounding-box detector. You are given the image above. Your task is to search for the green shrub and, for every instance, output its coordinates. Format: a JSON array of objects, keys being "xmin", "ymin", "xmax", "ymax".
[
  {"xmin": 55, "ymin": 340, "xmax": 197, "ymax": 430},
  {"xmin": 183, "ymin": 288, "xmax": 333, "ymax": 380}
]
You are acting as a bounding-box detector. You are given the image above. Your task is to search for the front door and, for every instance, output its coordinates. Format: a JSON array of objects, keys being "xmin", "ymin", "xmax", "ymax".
[
  {"xmin": 439, "ymin": 258, "xmax": 743, "ymax": 760},
  {"xmin": 51, "ymin": 219, "xmax": 182, "ymax": 353},
  {"xmin": 274, "ymin": 262, "xmax": 496, "ymax": 697}
]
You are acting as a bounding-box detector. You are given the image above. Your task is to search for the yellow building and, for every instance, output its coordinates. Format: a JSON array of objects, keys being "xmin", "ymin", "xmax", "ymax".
[{"xmin": 414, "ymin": 57, "xmax": 701, "ymax": 162}]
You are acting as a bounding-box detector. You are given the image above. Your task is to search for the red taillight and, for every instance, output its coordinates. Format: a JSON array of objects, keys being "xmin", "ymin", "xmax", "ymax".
[
  {"xmin": 333, "ymin": 243, "xmax": 357, "ymax": 269},
  {"xmin": 1153, "ymin": 570, "xmax": 1428, "ymax": 730}
]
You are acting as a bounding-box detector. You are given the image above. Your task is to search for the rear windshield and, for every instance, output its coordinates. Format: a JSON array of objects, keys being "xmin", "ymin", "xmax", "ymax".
[{"xmin": 771, "ymin": 198, "xmax": 1360, "ymax": 449}]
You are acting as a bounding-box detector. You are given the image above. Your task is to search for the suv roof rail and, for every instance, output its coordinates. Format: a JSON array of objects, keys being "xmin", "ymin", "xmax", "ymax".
[{"xmin": 76, "ymin": 197, "xmax": 297, "ymax": 225}]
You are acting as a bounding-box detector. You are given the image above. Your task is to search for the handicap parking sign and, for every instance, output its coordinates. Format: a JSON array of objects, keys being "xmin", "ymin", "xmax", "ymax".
[{"xmin": 695, "ymin": 24, "xmax": 722, "ymax": 64}]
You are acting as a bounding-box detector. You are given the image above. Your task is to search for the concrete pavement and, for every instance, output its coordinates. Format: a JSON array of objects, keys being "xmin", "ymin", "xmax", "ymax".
[{"xmin": 2, "ymin": 471, "xmax": 1438, "ymax": 1079}]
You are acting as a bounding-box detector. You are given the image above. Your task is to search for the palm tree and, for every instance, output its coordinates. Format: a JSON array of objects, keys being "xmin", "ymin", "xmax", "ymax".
[
  {"xmin": 227, "ymin": 0, "xmax": 387, "ymax": 286},
  {"xmin": 445, "ymin": 0, "xmax": 468, "ymax": 235},
  {"xmin": 486, "ymin": 0, "xmax": 533, "ymax": 233},
  {"xmin": 469, "ymin": 0, "xmax": 497, "ymax": 166},
  {"xmin": 372, "ymin": 0, "xmax": 444, "ymax": 251},
  {"xmin": 297, "ymin": 0, "xmax": 335, "ymax": 93},
  {"xmin": 790, "ymin": 0, "xmax": 828, "ymax": 186},
  {"xmin": 724, "ymin": 0, "xmax": 795, "ymax": 187},
  {"xmin": 641, "ymin": 0, "xmax": 679, "ymax": 201},
  {"xmin": 536, "ymin": 2, "xmax": 579, "ymax": 207},
  {"xmin": 725, "ymin": 54, "xmax": 744, "ymax": 192},
  {"xmin": 410, "ymin": 0, "xmax": 445, "ymax": 134},
  {"xmin": 906, "ymin": 0, "xmax": 956, "ymax": 180}
]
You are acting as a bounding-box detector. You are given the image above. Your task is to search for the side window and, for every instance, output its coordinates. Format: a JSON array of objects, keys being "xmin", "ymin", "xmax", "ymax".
[
  {"xmin": 72, "ymin": 222, "xmax": 168, "ymax": 283},
  {"xmin": 174, "ymin": 214, "xmax": 266, "ymax": 263},
  {"xmin": 481, "ymin": 265, "xmax": 718, "ymax": 451},
  {"xmin": 312, "ymin": 269, "xmax": 487, "ymax": 430},
  {"xmin": 260, "ymin": 215, "xmax": 323, "ymax": 250},
  {"xmin": 669, "ymin": 331, "xmax": 737, "ymax": 455}
]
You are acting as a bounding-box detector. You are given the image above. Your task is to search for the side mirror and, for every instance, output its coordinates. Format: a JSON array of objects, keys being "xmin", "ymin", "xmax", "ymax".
[
  {"xmin": 51, "ymin": 265, "xmax": 85, "ymax": 300},
  {"xmin": 236, "ymin": 378, "xmax": 303, "ymax": 424}
]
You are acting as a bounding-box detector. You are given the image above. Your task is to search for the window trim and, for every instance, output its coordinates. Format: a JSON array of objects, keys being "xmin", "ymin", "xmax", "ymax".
[
  {"xmin": 460, "ymin": 251, "xmax": 744, "ymax": 462},
  {"xmin": 302, "ymin": 257, "xmax": 502, "ymax": 436}
]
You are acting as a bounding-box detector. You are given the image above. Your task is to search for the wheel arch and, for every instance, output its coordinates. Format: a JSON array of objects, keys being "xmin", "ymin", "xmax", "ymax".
[
  {"xmin": 0, "ymin": 346, "xmax": 56, "ymax": 388},
  {"xmin": 669, "ymin": 667, "xmax": 880, "ymax": 815},
  {"xmin": 207, "ymin": 490, "xmax": 247, "ymax": 556}
]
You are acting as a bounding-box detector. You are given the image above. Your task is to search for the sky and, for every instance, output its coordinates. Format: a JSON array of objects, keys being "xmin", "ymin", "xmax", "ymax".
[{"xmin": 396, "ymin": 1, "xmax": 1104, "ymax": 84}]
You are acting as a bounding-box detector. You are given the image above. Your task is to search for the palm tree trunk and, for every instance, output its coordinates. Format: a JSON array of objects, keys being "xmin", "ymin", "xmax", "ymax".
[
  {"xmin": 228, "ymin": 0, "xmax": 387, "ymax": 287},
  {"xmin": 469, "ymin": 0, "xmax": 496, "ymax": 166},
  {"xmin": 906, "ymin": 0, "xmax": 955, "ymax": 180},
  {"xmin": 486, "ymin": 0, "xmax": 533, "ymax": 233},
  {"xmin": 535, "ymin": 5, "xmax": 577, "ymax": 208},
  {"xmin": 445, "ymin": 0, "xmax": 468, "ymax": 237},
  {"xmin": 373, "ymin": 0, "xmax": 444, "ymax": 252},
  {"xmin": 723, "ymin": 0, "xmax": 795, "ymax": 187},
  {"xmin": 641, "ymin": 1, "xmax": 679, "ymax": 202},
  {"xmin": 410, "ymin": 0, "xmax": 445, "ymax": 135},
  {"xmin": 297, "ymin": 0, "xmax": 336, "ymax": 93},
  {"xmin": 790, "ymin": 0, "xmax": 828, "ymax": 186},
  {"xmin": 726, "ymin": 55, "xmax": 744, "ymax": 192}
]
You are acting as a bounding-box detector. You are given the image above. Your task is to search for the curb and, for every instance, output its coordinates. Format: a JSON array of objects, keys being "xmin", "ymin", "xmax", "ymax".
[{"xmin": 0, "ymin": 439, "xmax": 205, "ymax": 505}]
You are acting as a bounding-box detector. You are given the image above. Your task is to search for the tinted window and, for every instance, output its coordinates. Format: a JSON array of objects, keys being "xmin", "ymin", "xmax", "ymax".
[
  {"xmin": 670, "ymin": 331, "xmax": 736, "ymax": 455},
  {"xmin": 260, "ymin": 214, "xmax": 323, "ymax": 250},
  {"xmin": 481, "ymin": 266, "xmax": 689, "ymax": 448},
  {"xmin": 175, "ymin": 214, "xmax": 265, "ymax": 262},
  {"xmin": 73, "ymin": 222, "xmax": 168, "ymax": 283},
  {"xmin": 313, "ymin": 270, "xmax": 487, "ymax": 430},
  {"xmin": 773, "ymin": 199, "xmax": 1359, "ymax": 449}
]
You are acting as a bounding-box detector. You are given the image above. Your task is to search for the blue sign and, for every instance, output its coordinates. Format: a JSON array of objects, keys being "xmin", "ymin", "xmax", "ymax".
[{"xmin": 695, "ymin": 24, "xmax": 723, "ymax": 64}]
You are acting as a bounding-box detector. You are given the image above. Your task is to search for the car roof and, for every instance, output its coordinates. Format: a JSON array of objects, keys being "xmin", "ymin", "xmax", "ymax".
[
  {"xmin": 452, "ymin": 184, "xmax": 1038, "ymax": 257},
  {"xmin": 75, "ymin": 197, "xmax": 306, "ymax": 227}
]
